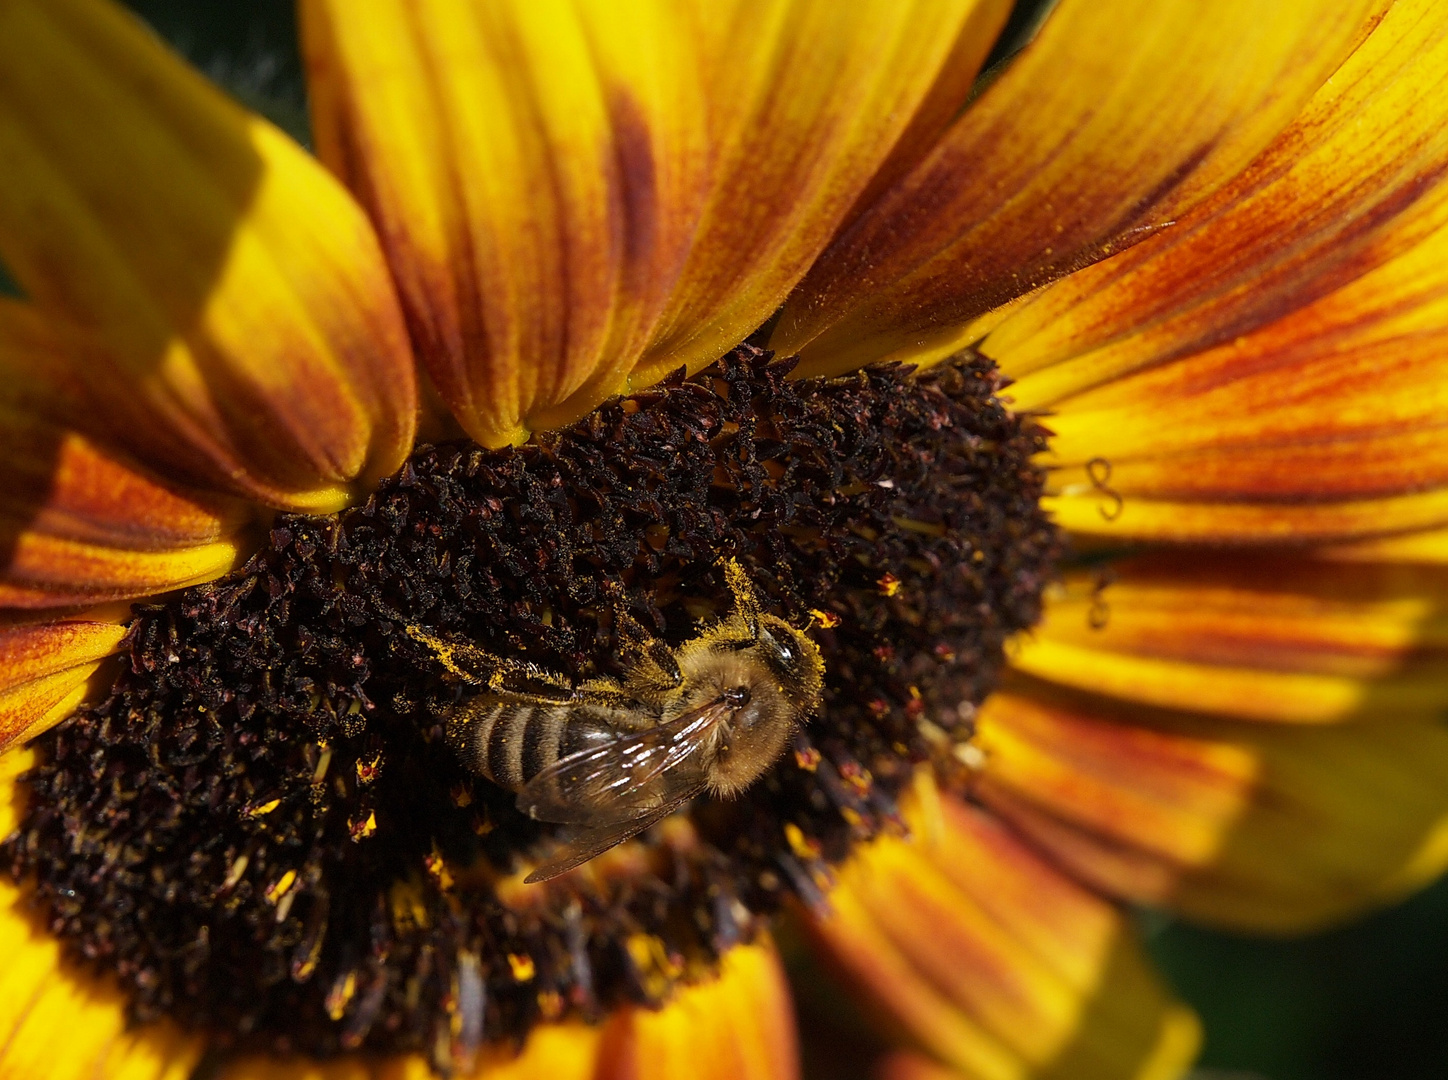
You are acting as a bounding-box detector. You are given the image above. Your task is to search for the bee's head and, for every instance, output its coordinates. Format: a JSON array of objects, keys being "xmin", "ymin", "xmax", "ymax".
[{"xmin": 754, "ymin": 615, "xmax": 825, "ymax": 719}]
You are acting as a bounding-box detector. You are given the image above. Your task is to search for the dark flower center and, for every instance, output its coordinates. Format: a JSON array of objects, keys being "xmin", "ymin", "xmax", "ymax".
[{"xmin": 4, "ymin": 346, "xmax": 1058, "ymax": 1069}]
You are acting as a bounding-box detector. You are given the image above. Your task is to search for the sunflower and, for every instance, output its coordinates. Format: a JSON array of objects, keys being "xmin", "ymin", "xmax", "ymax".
[{"xmin": 3, "ymin": 0, "xmax": 1448, "ymax": 1077}]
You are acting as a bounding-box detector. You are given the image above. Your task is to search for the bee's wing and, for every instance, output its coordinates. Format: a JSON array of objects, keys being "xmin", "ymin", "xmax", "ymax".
[
  {"xmin": 516, "ymin": 696, "xmax": 734, "ymax": 828},
  {"xmin": 522, "ymin": 785, "xmax": 707, "ymax": 883}
]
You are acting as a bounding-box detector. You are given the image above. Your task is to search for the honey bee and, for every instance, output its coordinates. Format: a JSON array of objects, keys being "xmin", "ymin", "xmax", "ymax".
[{"xmin": 408, "ymin": 561, "xmax": 825, "ymax": 882}]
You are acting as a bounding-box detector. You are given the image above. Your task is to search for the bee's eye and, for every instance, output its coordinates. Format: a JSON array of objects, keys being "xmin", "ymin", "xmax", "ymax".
[
  {"xmin": 760, "ymin": 627, "xmax": 798, "ymax": 673},
  {"xmin": 773, "ymin": 635, "xmax": 795, "ymax": 665}
]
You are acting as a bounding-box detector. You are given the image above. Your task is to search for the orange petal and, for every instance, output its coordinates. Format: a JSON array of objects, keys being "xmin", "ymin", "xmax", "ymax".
[
  {"xmin": 301, "ymin": 0, "xmax": 1009, "ymax": 446},
  {"xmin": 772, "ymin": 0, "xmax": 1382, "ymax": 375},
  {"xmin": 994, "ymin": 0, "xmax": 1448, "ymax": 404},
  {"xmin": 0, "ymin": 614, "xmax": 126, "ymax": 753},
  {"xmin": 0, "ymin": 748, "xmax": 206, "ymax": 1080},
  {"xmin": 0, "ymin": 301, "xmax": 249, "ymax": 608},
  {"xmin": 1010, "ymin": 553, "xmax": 1448, "ymax": 723},
  {"xmin": 0, "ymin": 0, "xmax": 417, "ymax": 513},
  {"xmin": 595, "ymin": 941, "xmax": 799, "ymax": 1080},
  {"xmin": 802, "ymin": 776, "xmax": 1200, "ymax": 1080},
  {"xmin": 974, "ymin": 686, "xmax": 1448, "ymax": 933}
]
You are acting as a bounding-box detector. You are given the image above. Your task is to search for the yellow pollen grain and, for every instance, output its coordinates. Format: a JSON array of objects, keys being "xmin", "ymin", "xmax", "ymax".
[
  {"xmin": 793, "ymin": 745, "xmax": 822, "ymax": 771},
  {"xmin": 222, "ymin": 854, "xmax": 249, "ymax": 890},
  {"xmin": 245, "ymin": 798, "xmax": 281, "ymax": 817},
  {"xmin": 326, "ymin": 970, "xmax": 358, "ymax": 1020},
  {"xmin": 356, "ymin": 753, "xmax": 382, "ymax": 785},
  {"xmin": 265, "ymin": 869, "xmax": 298, "ymax": 905},
  {"xmin": 349, "ymin": 810, "xmax": 377, "ymax": 841},
  {"xmin": 312, "ymin": 743, "xmax": 333, "ymax": 784},
  {"xmin": 785, "ymin": 822, "xmax": 822, "ymax": 861},
  {"xmin": 425, "ymin": 848, "xmax": 454, "ymax": 891},
  {"xmin": 507, "ymin": 953, "xmax": 536, "ymax": 982},
  {"xmin": 809, "ymin": 608, "xmax": 841, "ymax": 628},
  {"xmin": 537, "ymin": 990, "xmax": 565, "ymax": 1020},
  {"xmin": 389, "ymin": 879, "xmax": 431, "ymax": 931}
]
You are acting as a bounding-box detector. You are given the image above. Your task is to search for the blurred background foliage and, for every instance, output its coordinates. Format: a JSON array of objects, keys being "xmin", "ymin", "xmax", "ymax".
[{"xmin": 91, "ymin": 3, "xmax": 1448, "ymax": 1077}]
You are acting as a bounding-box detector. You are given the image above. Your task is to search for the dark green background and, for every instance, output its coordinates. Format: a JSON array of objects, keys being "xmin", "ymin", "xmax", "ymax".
[{"xmin": 39, "ymin": 3, "xmax": 1448, "ymax": 1076}]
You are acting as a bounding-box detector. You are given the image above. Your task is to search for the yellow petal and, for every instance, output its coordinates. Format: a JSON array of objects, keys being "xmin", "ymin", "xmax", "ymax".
[
  {"xmin": 0, "ymin": 0, "xmax": 417, "ymax": 513},
  {"xmin": 302, "ymin": 0, "xmax": 1009, "ymax": 445},
  {"xmin": 1010, "ymin": 553, "xmax": 1448, "ymax": 723},
  {"xmin": 974, "ymin": 686, "xmax": 1448, "ymax": 933},
  {"xmin": 0, "ymin": 615, "xmax": 126, "ymax": 753},
  {"xmin": 0, "ymin": 301, "xmax": 249, "ymax": 608},
  {"xmin": 1319, "ymin": 526, "xmax": 1448, "ymax": 565},
  {"xmin": 0, "ymin": 748, "xmax": 205, "ymax": 1080},
  {"xmin": 772, "ymin": 0, "xmax": 1382, "ymax": 375},
  {"xmin": 802, "ymin": 777, "xmax": 1200, "ymax": 1080},
  {"xmin": 595, "ymin": 941, "xmax": 798, "ymax": 1080}
]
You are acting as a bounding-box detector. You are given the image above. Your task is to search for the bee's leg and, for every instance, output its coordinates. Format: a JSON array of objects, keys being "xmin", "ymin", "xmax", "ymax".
[
  {"xmin": 568, "ymin": 679, "xmax": 640, "ymax": 711},
  {"xmin": 718, "ymin": 558, "xmax": 762, "ymax": 644},
  {"xmin": 406, "ymin": 625, "xmax": 576, "ymax": 703},
  {"xmin": 613, "ymin": 606, "xmax": 684, "ymax": 693}
]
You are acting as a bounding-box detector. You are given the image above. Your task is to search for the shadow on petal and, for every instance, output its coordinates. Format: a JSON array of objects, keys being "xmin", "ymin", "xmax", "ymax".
[
  {"xmin": 794, "ymin": 777, "xmax": 1200, "ymax": 1080},
  {"xmin": 0, "ymin": 0, "xmax": 416, "ymax": 513},
  {"xmin": 974, "ymin": 680, "xmax": 1448, "ymax": 934}
]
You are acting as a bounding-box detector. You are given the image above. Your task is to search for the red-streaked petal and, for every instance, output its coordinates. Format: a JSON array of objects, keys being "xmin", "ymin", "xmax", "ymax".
[
  {"xmin": 0, "ymin": 615, "xmax": 125, "ymax": 753},
  {"xmin": 301, "ymin": 0, "xmax": 1009, "ymax": 446},
  {"xmin": 1037, "ymin": 231, "xmax": 1448, "ymax": 537},
  {"xmin": 974, "ymin": 686, "xmax": 1448, "ymax": 933},
  {"xmin": 772, "ymin": 0, "xmax": 1382, "ymax": 375},
  {"xmin": 0, "ymin": 0, "xmax": 417, "ymax": 513},
  {"xmin": 976, "ymin": 1, "xmax": 1448, "ymax": 544},
  {"xmin": 0, "ymin": 748, "xmax": 206, "ymax": 1080},
  {"xmin": 993, "ymin": 0, "xmax": 1448, "ymax": 404},
  {"xmin": 0, "ymin": 301, "xmax": 249, "ymax": 609},
  {"xmin": 1010, "ymin": 554, "xmax": 1448, "ymax": 723},
  {"xmin": 802, "ymin": 777, "xmax": 1200, "ymax": 1080}
]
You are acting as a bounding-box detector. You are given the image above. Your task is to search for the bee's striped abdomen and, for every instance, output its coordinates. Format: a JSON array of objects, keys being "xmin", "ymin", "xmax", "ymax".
[{"xmin": 447, "ymin": 697, "xmax": 569, "ymax": 791}]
